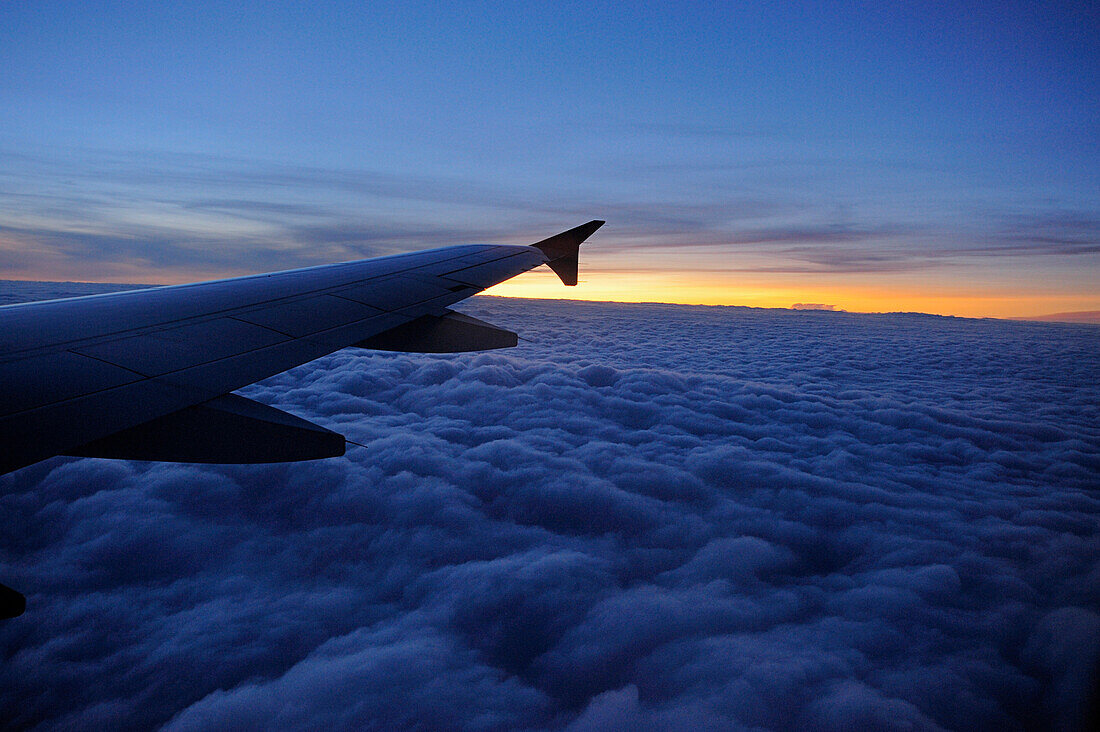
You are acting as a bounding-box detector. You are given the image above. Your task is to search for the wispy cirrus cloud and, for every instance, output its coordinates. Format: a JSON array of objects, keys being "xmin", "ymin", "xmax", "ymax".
[
  {"xmin": 1, "ymin": 147, "xmax": 1098, "ymax": 289},
  {"xmin": 966, "ymin": 210, "xmax": 1100, "ymax": 257}
]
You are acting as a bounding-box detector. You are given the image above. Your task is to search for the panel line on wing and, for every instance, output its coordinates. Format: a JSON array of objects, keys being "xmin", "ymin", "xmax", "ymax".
[
  {"xmin": 72, "ymin": 317, "xmax": 291, "ymax": 378},
  {"xmin": 64, "ymin": 348, "xmax": 151, "ymax": 379},
  {"xmin": 225, "ymin": 315, "xmax": 295, "ymax": 338},
  {"xmin": 0, "ymin": 351, "xmax": 148, "ymax": 418}
]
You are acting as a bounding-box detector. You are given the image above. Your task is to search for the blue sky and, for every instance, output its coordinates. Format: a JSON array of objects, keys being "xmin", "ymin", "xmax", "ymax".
[{"xmin": 1, "ymin": 1, "xmax": 1097, "ymax": 315}]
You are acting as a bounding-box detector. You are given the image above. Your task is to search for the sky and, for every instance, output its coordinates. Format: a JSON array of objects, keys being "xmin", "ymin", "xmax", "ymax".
[
  {"xmin": 2, "ymin": 286, "xmax": 1099, "ymax": 729},
  {"xmin": 0, "ymin": 1, "xmax": 1098, "ymax": 317}
]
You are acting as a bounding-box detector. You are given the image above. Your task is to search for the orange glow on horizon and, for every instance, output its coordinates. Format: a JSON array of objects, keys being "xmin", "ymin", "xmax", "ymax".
[
  {"xmin": 484, "ymin": 270, "xmax": 1100, "ymax": 320},
  {"xmin": 4, "ymin": 261, "xmax": 1097, "ymax": 321}
]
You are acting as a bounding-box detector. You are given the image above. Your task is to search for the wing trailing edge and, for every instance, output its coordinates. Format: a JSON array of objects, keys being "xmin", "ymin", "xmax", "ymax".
[{"xmin": 531, "ymin": 220, "xmax": 604, "ymax": 286}]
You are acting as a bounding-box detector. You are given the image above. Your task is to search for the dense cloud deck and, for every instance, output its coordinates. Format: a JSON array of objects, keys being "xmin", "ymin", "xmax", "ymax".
[{"xmin": 2, "ymin": 290, "xmax": 1098, "ymax": 730}]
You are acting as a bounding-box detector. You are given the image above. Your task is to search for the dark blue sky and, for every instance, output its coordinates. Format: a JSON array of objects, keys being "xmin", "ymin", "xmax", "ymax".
[{"xmin": 1, "ymin": 1, "xmax": 1097, "ymax": 316}]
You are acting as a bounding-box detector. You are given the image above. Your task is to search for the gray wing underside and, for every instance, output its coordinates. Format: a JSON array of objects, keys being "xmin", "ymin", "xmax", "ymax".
[{"xmin": 0, "ymin": 221, "xmax": 603, "ymax": 475}]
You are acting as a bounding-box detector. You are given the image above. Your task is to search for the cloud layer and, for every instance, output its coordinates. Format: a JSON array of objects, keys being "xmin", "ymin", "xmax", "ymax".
[
  {"xmin": 3, "ymin": 147, "xmax": 1099, "ymax": 292},
  {"xmin": 2, "ymin": 290, "xmax": 1099, "ymax": 730}
]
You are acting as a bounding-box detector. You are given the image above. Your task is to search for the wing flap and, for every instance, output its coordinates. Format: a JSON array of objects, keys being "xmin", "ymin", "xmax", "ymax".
[
  {"xmin": 0, "ymin": 379, "xmax": 196, "ymax": 475},
  {"xmin": 66, "ymin": 393, "xmax": 345, "ymax": 463}
]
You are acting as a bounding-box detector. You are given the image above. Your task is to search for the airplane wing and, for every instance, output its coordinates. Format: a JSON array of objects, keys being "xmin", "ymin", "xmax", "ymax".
[{"xmin": 0, "ymin": 220, "xmax": 604, "ymax": 477}]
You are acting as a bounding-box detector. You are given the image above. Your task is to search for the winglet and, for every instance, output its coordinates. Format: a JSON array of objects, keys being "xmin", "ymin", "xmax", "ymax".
[{"xmin": 531, "ymin": 220, "xmax": 604, "ymax": 286}]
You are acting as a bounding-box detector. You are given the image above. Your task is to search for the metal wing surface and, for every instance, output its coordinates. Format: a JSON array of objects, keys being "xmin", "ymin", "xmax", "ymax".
[{"xmin": 0, "ymin": 220, "xmax": 603, "ymax": 476}]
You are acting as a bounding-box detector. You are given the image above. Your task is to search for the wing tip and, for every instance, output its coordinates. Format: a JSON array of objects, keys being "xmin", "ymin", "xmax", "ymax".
[{"xmin": 532, "ymin": 220, "xmax": 604, "ymax": 286}]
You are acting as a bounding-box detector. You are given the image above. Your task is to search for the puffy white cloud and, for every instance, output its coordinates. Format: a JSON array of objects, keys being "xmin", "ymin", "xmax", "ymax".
[{"xmin": 1, "ymin": 292, "xmax": 1099, "ymax": 730}]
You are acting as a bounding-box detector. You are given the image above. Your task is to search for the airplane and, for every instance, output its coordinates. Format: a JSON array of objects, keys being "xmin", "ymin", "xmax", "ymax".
[{"xmin": 0, "ymin": 220, "xmax": 604, "ymax": 618}]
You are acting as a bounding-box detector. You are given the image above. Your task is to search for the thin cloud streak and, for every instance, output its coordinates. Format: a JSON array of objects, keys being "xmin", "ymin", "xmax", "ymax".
[{"xmin": 0, "ymin": 147, "xmax": 1098, "ymax": 305}]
